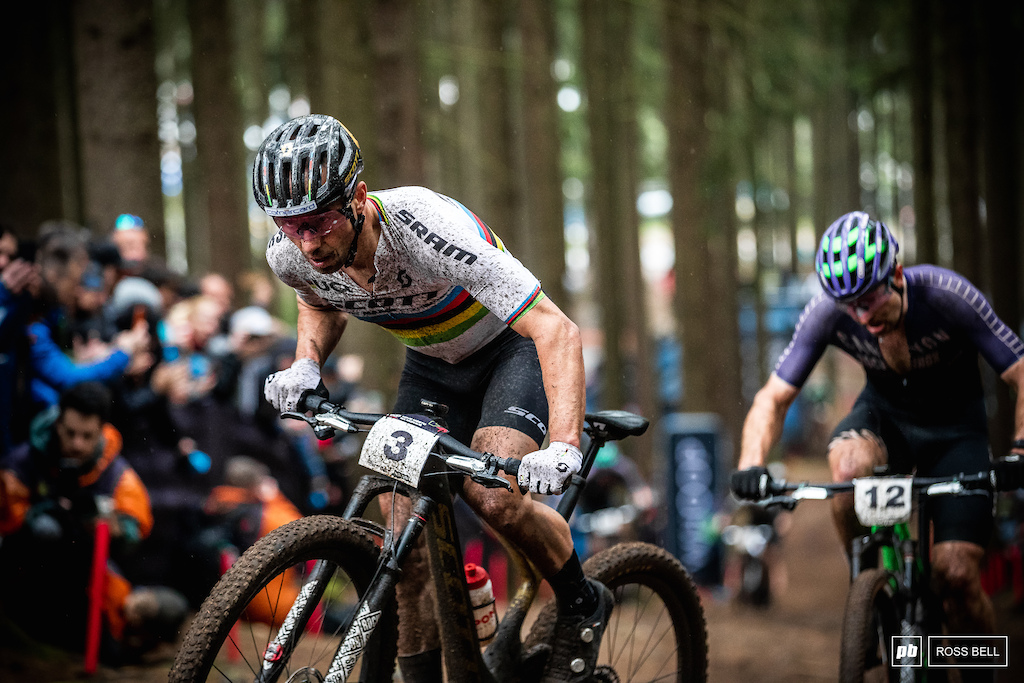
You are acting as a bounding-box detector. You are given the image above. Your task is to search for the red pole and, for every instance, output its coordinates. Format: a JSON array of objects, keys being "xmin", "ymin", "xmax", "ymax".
[{"xmin": 84, "ymin": 519, "xmax": 111, "ymax": 675}]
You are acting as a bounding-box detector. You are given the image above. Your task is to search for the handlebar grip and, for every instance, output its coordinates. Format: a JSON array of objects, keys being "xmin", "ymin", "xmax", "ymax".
[
  {"xmin": 501, "ymin": 457, "xmax": 521, "ymax": 478},
  {"xmin": 298, "ymin": 381, "xmax": 331, "ymax": 413}
]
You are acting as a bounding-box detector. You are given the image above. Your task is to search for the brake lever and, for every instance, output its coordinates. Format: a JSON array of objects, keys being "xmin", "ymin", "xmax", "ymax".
[
  {"xmin": 757, "ymin": 496, "xmax": 798, "ymax": 511},
  {"xmin": 445, "ymin": 454, "xmax": 513, "ymax": 492},
  {"xmin": 471, "ymin": 472, "xmax": 513, "ymax": 491},
  {"xmin": 282, "ymin": 411, "xmax": 316, "ymax": 425}
]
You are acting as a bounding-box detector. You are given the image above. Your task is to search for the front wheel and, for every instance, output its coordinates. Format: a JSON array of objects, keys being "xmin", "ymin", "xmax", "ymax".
[
  {"xmin": 840, "ymin": 568, "xmax": 903, "ymax": 683},
  {"xmin": 169, "ymin": 515, "xmax": 398, "ymax": 683},
  {"xmin": 526, "ymin": 542, "xmax": 709, "ymax": 682}
]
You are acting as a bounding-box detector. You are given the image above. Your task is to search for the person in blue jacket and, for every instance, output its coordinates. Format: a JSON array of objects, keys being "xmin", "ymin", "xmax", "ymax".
[
  {"xmin": 0, "ymin": 225, "xmax": 42, "ymax": 457},
  {"xmin": 25, "ymin": 224, "xmax": 151, "ymax": 417}
]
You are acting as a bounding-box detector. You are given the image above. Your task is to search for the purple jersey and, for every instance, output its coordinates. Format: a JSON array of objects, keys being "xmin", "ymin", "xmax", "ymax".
[{"xmin": 774, "ymin": 265, "xmax": 1024, "ymax": 413}]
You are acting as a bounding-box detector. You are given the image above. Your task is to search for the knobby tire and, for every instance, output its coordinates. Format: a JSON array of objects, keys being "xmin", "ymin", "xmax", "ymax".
[
  {"xmin": 840, "ymin": 567, "xmax": 903, "ymax": 683},
  {"xmin": 168, "ymin": 515, "xmax": 398, "ymax": 683},
  {"xmin": 525, "ymin": 541, "xmax": 709, "ymax": 682}
]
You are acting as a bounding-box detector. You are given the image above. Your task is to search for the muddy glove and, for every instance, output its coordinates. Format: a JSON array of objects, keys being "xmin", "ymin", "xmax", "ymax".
[
  {"xmin": 517, "ymin": 442, "xmax": 583, "ymax": 495},
  {"xmin": 731, "ymin": 466, "xmax": 772, "ymax": 500},
  {"xmin": 264, "ymin": 358, "xmax": 321, "ymax": 412}
]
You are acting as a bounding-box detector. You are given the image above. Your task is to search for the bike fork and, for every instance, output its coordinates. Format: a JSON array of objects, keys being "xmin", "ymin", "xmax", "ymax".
[
  {"xmin": 259, "ymin": 496, "xmax": 434, "ymax": 683},
  {"xmin": 325, "ymin": 495, "xmax": 434, "ymax": 682}
]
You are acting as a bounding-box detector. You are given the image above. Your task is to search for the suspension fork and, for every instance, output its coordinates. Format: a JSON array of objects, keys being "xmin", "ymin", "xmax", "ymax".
[
  {"xmin": 319, "ymin": 494, "xmax": 436, "ymax": 683},
  {"xmin": 256, "ymin": 559, "xmax": 340, "ymax": 683}
]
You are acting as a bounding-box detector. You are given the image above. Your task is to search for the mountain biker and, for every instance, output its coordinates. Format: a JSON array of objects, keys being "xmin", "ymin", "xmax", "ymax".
[
  {"xmin": 256, "ymin": 114, "xmax": 611, "ymax": 682},
  {"xmin": 732, "ymin": 211, "xmax": 1024, "ymax": 644}
]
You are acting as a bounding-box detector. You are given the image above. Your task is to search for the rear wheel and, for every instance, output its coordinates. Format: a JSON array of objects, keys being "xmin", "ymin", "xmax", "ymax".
[
  {"xmin": 169, "ymin": 516, "xmax": 397, "ymax": 682},
  {"xmin": 840, "ymin": 568, "xmax": 904, "ymax": 683},
  {"xmin": 526, "ymin": 542, "xmax": 708, "ymax": 682}
]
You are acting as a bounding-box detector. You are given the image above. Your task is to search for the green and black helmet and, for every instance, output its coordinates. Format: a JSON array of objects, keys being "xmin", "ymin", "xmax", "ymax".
[{"xmin": 814, "ymin": 211, "xmax": 899, "ymax": 302}]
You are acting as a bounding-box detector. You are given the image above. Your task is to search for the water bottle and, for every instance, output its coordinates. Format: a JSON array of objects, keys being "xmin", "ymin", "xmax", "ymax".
[{"xmin": 465, "ymin": 563, "xmax": 499, "ymax": 643}]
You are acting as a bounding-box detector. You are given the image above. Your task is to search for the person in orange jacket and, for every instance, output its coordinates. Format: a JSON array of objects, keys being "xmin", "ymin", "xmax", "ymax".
[
  {"xmin": 0, "ymin": 381, "xmax": 185, "ymax": 661},
  {"xmin": 202, "ymin": 455, "xmax": 303, "ymax": 626}
]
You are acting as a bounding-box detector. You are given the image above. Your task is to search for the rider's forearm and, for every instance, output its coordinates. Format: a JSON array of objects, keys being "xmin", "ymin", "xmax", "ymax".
[
  {"xmin": 513, "ymin": 300, "xmax": 585, "ymax": 449},
  {"xmin": 737, "ymin": 389, "xmax": 787, "ymax": 469},
  {"xmin": 999, "ymin": 358, "xmax": 1024, "ymax": 449},
  {"xmin": 536, "ymin": 326, "xmax": 585, "ymax": 448},
  {"xmin": 295, "ymin": 297, "xmax": 348, "ymax": 366}
]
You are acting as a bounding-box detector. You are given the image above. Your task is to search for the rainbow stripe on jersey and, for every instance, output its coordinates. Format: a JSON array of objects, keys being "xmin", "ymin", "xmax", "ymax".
[
  {"xmin": 448, "ymin": 197, "xmax": 507, "ymax": 252},
  {"xmin": 354, "ymin": 287, "xmax": 492, "ymax": 348}
]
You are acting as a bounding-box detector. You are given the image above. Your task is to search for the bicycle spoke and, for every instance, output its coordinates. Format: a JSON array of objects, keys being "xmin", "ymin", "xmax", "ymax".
[
  {"xmin": 615, "ymin": 584, "xmax": 654, "ymax": 674},
  {"xmin": 222, "ymin": 631, "xmax": 258, "ymax": 680},
  {"xmin": 627, "ymin": 613, "xmax": 676, "ymax": 680},
  {"xmin": 623, "ymin": 588, "xmax": 675, "ymax": 681},
  {"xmin": 629, "ymin": 590, "xmax": 671, "ymax": 672}
]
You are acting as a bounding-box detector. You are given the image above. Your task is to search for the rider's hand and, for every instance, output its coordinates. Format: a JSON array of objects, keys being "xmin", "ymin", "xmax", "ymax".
[
  {"xmin": 731, "ymin": 466, "xmax": 772, "ymax": 500},
  {"xmin": 264, "ymin": 358, "xmax": 321, "ymax": 412},
  {"xmin": 517, "ymin": 441, "xmax": 583, "ymax": 495},
  {"xmin": 993, "ymin": 454, "xmax": 1024, "ymax": 491}
]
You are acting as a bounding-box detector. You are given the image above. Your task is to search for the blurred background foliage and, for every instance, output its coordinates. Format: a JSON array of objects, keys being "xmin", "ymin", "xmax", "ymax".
[{"xmin": 2, "ymin": 0, "xmax": 1022, "ymax": 472}]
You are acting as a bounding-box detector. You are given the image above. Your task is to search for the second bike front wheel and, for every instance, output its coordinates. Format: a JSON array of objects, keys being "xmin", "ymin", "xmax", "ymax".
[
  {"xmin": 169, "ymin": 515, "xmax": 398, "ymax": 683},
  {"xmin": 840, "ymin": 567, "xmax": 903, "ymax": 683},
  {"xmin": 525, "ymin": 541, "xmax": 709, "ymax": 682}
]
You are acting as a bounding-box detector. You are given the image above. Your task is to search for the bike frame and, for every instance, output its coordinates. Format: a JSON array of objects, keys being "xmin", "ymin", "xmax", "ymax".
[
  {"xmin": 845, "ymin": 479, "xmax": 989, "ymax": 678},
  {"xmin": 288, "ymin": 423, "xmax": 610, "ymax": 683}
]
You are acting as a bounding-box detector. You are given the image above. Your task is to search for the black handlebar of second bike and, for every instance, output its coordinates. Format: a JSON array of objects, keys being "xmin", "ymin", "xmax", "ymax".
[{"xmin": 759, "ymin": 469, "xmax": 995, "ymax": 499}]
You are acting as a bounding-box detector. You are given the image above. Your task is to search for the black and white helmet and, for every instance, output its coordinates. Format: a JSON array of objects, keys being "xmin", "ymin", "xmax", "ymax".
[{"xmin": 252, "ymin": 114, "xmax": 363, "ymax": 217}]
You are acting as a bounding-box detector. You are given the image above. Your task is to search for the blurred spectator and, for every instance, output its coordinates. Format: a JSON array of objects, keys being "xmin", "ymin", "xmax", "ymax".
[
  {"xmin": 220, "ymin": 305, "xmax": 278, "ymax": 418},
  {"xmin": 0, "ymin": 382, "xmax": 186, "ymax": 662},
  {"xmin": 111, "ymin": 213, "xmax": 150, "ymax": 269},
  {"xmin": 0, "ymin": 225, "xmax": 41, "ymax": 457},
  {"xmin": 159, "ymin": 296, "xmax": 221, "ymax": 403},
  {"xmin": 238, "ymin": 269, "xmax": 278, "ymax": 311},
  {"xmin": 139, "ymin": 259, "xmax": 190, "ymax": 312},
  {"xmin": 199, "ymin": 272, "xmax": 234, "ymax": 336},
  {"xmin": 27, "ymin": 225, "xmax": 152, "ymax": 414},
  {"xmin": 70, "ymin": 260, "xmax": 110, "ymax": 351},
  {"xmin": 186, "ymin": 456, "xmax": 302, "ymax": 623},
  {"xmin": 87, "ymin": 239, "xmax": 124, "ymax": 298}
]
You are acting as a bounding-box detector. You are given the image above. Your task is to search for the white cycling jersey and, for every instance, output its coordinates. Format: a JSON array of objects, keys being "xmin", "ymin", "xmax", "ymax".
[{"xmin": 267, "ymin": 186, "xmax": 545, "ymax": 364}]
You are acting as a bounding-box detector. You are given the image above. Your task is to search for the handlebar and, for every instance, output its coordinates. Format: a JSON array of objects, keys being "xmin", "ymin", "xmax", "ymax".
[
  {"xmin": 293, "ymin": 392, "xmax": 521, "ymax": 489},
  {"xmin": 750, "ymin": 470, "xmax": 995, "ymax": 510}
]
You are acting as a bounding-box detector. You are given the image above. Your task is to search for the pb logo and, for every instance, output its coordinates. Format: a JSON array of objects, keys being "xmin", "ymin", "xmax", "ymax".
[
  {"xmin": 891, "ymin": 636, "xmax": 923, "ymax": 667},
  {"xmin": 896, "ymin": 644, "xmax": 917, "ymax": 659}
]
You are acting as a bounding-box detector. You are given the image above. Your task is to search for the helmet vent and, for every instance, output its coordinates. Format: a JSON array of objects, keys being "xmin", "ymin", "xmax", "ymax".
[
  {"xmin": 317, "ymin": 151, "xmax": 328, "ymax": 189},
  {"xmin": 281, "ymin": 161, "xmax": 292, "ymax": 201},
  {"xmin": 266, "ymin": 161, "xmax": 277, "ymax": 202}
]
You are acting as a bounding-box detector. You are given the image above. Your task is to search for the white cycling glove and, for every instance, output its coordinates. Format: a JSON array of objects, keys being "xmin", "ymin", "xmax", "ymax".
[
  {"xmin": 517, "ymin": 441, "xmax": 583, "ymax": 495},
  {"xmin": 264, "ymin": 358, "xmax": 321, "ymax": 412}
]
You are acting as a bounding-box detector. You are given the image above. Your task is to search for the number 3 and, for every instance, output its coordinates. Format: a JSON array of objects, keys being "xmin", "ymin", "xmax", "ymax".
[{"xmin": 385, "ymin": 430, "xmax": 413, "ymax": 461}]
